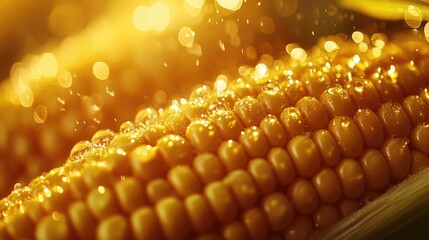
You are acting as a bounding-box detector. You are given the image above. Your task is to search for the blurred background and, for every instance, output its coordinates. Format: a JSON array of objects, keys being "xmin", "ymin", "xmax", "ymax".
[{"xmin": 0, "ymin": 0, "xmax": 426, "ymax": 197}]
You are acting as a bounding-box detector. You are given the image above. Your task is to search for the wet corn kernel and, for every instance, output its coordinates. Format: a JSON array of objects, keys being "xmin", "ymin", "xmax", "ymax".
[
  {"xmin": 1, "ymin": 37, "xmax": 429, "ymax": 240},
  {"xmin": 257, "ymin": 86, "xmax": 290, "ymax": 117},
  {"xmin": 336, "ymin": 158, "xmax": 366, "ymax": 199},
  {"xmin": 296, "ymin": 96, "xmax": 329, "ymax": 131},
  {"xmin": 337, "ymin": 199, "xmax": 360, "ymax": 218},
  {"xmin": 344, "ymin": 79, "xmax": 381, "ymax": 111},
  {"xmin": 223, "ymin": 221, "xmax": 249, "ymax": 240},
  {"xmin": 259, "ymin": 115, "xmax": 289, "ymax": 147},
  {"xmin": 402, "ymin": 95, "xmax": 429, "ymax": 127},
  {"xmin": 313, "ymin": 205, "xmax": 340, "ymax": 231},
  {"xmin": 359, "ymin": 149, "xmax": 390, "ymax": 190},
  {"xmin": 184, "ymin": 194, "xmax": 215, "ymax": 234},
  {"xmin": 210, "ymin": 110, "xmax": 244, "ymax": 141},
  {"xmin": 130, "ymin": 206, "xmax": 162, "ymax": 240},
  {"xmin": 287, "ymin": 135, "xmax": 322, "ymax": 177},
  {"xmin": 380, "ymin": 138, "xmax": 412, "ymax": 182},
  {"xmin": 377, "ymin": 102, "xmax": 411, "ymax": 137},
  {"xmin": 36, "ymin": 213, "xmax": 71, "ymax": 240},
  {"xmin": 242, "ymin": 207, "xmax": 269, "ymax": 240},
  {"xmin": 328, "ymin": 116, "xmax": 364, "ymax": 158},
  {"xmin": 410, "ymin": 123, "xmax": 429, "ymax": 156},
  {"xmin": 68, "ymin": 201, "xmax": 96, "ymax": 240},
  {"xmin": 97, "ymin": 215, "xmax": 130, "ymax": 240},
  {"xmin": 301, "ymin": 71, "xmax": 332, "ymax": 98},
  {"xmin": 239, "ymin": 126, "xmax": 270, "ymax": 158},
  {"xmin": 86, "ymin": 186, "xmax": 120, "ymax": 220},
  {"xmin": 193, "ymin": 153, "xmax": 226, "ymax": 184},
  {"xmin": 284, "ymin": 216, "xmax": 314, "ymax": 240},
  {"xmin": 248, "ymin": 158, "xmax": 277, "ymax": 196},
  {"xmin": 262, "ymin": 192, "xmax": 294, "ymax": 232},
  {"xmin": 267, "ymin": 148, "xmax": 296, "ymax": 186},
  {"xmin": 279, "ymin": 107, "xmax": 306, "ymax": 137},
  {"xmin": 288, "ymin": 178, "xmax": 319, "ymax": 215},
  {"xmin": 167, "ymin": 165, "xmax": 202, "ymax": 197},
  {"xmin": 218, "ymin": 140, "xmax": 249, "ymax": 172},
  {"xmin": 320, "ymin": 85, "xmax": 356, "ymax": 117},
  {"xmin": 312, "ymin": 129, "xmax": 341, "ymax": 166},
  {"xmin": 157, "ymin": 134, "xmax": 195, "ymax": 167},
  {"xmin": 155, "ymin": 197, "xmax": 190, "ymax": 240},
  {"xmin": 205, "ymin": 181, "xmax": 238, "ymax": 224},
  {"xmin": 234, "ymin": 96, "xmax": 265, "ymax": 127},
  {"xmin": 224, "ymin": 170, "xmax": 258, "ymax": 209},
  {"xmin": 353, "ymin": 109, "xmax": 385, "ymax": 148},
  {"xmin": 186, "ymin": 120, "xmax": 221, "ymax": 153},
  {"xmin": 146, "ymin": 179, "xmax": 176, "ymax": 204},
  {"xmin": 311, "ymin": 167, "xmax": 342, "ymax": 204},
  {"xmin": 114, "ymin": 178, "xmax": 146, "ymax": 213},
  {"xmin": 130, "ymin": 145, "xmax": 167, "ymax": 181},
  {"xmin": 410, "ymin": 150, "xmax": 429, "ymax": 175}
]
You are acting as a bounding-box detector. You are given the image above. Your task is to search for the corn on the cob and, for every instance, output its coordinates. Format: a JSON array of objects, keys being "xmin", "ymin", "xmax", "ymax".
[{"xmin": 1, "ymin": 35, "xmax": 429, "ymax": 240}]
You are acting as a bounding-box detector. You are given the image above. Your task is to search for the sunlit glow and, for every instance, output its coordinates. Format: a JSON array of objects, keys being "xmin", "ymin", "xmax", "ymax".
[
  {"xmin": 40, "ymin": 53, "xmax": 58, "ymax": 78},
  {"xmin": 371, "ymin": 47, "xmax": 381, "ymax": 58},
  {"xmin": 19, "ymin": 88, "xmax": 33, "ymax": 107},
  {"xmin": 133, "ymin": 3, "xmax": 170, "ymax": 32},
  {"xmin": 352, "ymin": 31, "xmax": 364, "ymax": 43},
  {"xmin": 93, "ymin": 62, "xmax": 110, "ymax": 80},
  {"xmin": 151, "ymin": 3, "xmax": 170, "ymax": 31},
  {"xmin": 178, "ymin": 26, "xmax": 196, "ymax": 48},
  {"xmin": 186, "ymin": 0, "xmax": 205, "ymax": 9},
  {"xmin": 388, "ymin": 65, "xmax": 396, "ymax": 76},
  {"xmin": 405, "ymin": 5, "xmax": 422, "ymax": 28},
  {"xmin": 324, "ymin": 41, "xmax": 339, "ymax": 52},
  {"xmin": 374, "ymin": 39, "xmax": 385, "ymax": 48},
  {"xmin": 214, "ymin": 75, "xmax": 228, "ymax": 92},
  {"xmin": 358, "ymin": 42, "xmax": 368, "ymax": 52},
  {"xmin": 58, "ymin": 71, "xmax": 73, "ymax": 88},
  {"xmin": 353, "ymin": 55, "xmax": 360, "ymax": 64},
  {"xmin": 98, "ymin": 186, "xmax": 106, "ymax": 194},
  {"xmin": 290, "ymin": 48, "xmax": 307, "ymax": 63},
  {"xmin": 255, "ymin": 63, "xmax": 268, "ymax": 77},
  {"xmin": 216, "ymin": 0, "xmax": 243, "ymax": 11},
  {"xmin": 133, "ymin": 6, "xmax": 151, "ymax": 32}
]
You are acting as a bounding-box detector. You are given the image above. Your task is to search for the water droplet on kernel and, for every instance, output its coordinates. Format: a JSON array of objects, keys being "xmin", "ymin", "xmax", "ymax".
[
  {"xmin": 13, "ymin": 183, "xmax": 23, "ymax": 191},
  {"xmin": 208, "ymin": 101, "xmax": 228, "ymax": 115},
  {"xmin": 135, "ymin": 107, "xmax": 159, "ymax": 126},
  {"xmin": 91, "ymin": 129, "xmax": 115, "ymax": 148},
  {"xmin": 341, "ymin": 119, "xmax": 350, "ymax": 128},
  {"xmin": 262, "ymin": 80, "xmax": 280, "ymax": 94},
  {"xmin": 120, "ymin": 121, "xmax": 136, "ymax": 134},
  {"xmin": 70, "ymin": 140, "xmax": 93, "ymax": 161}
]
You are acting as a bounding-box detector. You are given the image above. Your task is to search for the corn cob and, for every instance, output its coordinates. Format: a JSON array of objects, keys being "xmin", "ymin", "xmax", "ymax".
[{"xmin": 1, "ymin": 35, "xmax": 429, "ymax": 240}]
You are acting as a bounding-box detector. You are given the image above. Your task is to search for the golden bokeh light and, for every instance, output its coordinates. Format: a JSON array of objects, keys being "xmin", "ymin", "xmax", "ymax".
[
  {"xmin": 178, "ymin": 26, "xmax": 196, "ymax": 48},
  {"xmin": 216, "ymin": 0, "xmax": 243, "ymax": 11},
  {"xmin": 93, "ymin": 61, "xmax": 110, "ymax": 80},
  {"xmin": 34, "ymin": 105, "xmax": 48, "ymax": 124},
  {"xmin": 40, "ymin": 53, "xmax": 59, "ymax": 78}
]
